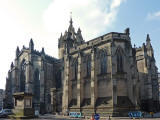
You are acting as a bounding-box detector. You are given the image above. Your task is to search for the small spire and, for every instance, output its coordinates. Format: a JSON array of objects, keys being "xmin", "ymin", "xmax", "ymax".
[
  {"xmin": 29, "ymin": 38, "xmax": 34, "ymax": 51},
  {"xmin": 16, "ymin": 46, "xmax": 20, "ymax": 57},
  {"xmin": 68, "ymin": 14, "xmax": 75, "ymax": 33},
  {"xmin": 70, "ymin": 12, "xmax": 73, "ymax": 25},
  {"xmin": 77, "ymin": 27, "xmax": 81, "ymax": 33},
  {"xmin": 146, "ymin": 34, "xmax": 152, "ymax": 49},
  {"xmin": 41, "ymin": 47, "xmax": 45, "ymax": 54},
  {"xmin": 60, "ymin": 33, "xmax": 63, "ymax": 38},
  {"xmin": 16, "ymin": 46, "xmax": 19, "ymax": 51},
  {"xmin": 30, "ymin": 38, "xmax": 34, "ymax": 45},
  {"xmin": 23, "ymin": 45, "xmax": 25, "ymax": 49},
  {"xmin": 11, "ymin": 62, "xmax": 14, "ymax": 69},
  {"xmin": 146, "ymin": 34, "xmax": 150, "ymax": 42},
  {"xmin": 124, "ymin": 28, "xmax": 130, "ymax": 35}
]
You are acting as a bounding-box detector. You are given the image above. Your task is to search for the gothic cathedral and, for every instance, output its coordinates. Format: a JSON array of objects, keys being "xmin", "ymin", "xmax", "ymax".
[{"xmin": 5, "ymin": 18, "xmax": 159, "ymax": 116}]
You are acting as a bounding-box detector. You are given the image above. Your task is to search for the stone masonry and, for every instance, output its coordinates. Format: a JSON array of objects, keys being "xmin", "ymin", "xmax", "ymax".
[{"xmin": 5, "ymin": 18, "xmax": 159, "ymax": 116}]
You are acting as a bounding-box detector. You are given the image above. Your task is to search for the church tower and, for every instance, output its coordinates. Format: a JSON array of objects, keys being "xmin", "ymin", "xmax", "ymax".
[{"xmin": 58, "ymin": 17, "xmax": 84, "ymax": 59}]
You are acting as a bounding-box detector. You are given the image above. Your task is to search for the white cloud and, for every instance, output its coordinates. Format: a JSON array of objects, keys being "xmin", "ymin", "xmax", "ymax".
[
  {"xmin": 43, "ymin": 0, "xmax": 126, "ymax": 48},
  {"xmin": 0, "ymin": 0, "xmax": 126, "ymax": 89},
  {"xmin": 0, "ymin": 1, "xmax": 29, "ymax": 89},
  {"xmin": 147, "ymin": 11, "xmax": 160, "ymax": 20}
]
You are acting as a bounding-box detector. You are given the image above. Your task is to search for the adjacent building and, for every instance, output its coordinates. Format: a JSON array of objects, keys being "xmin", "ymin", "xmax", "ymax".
[
  {"xmin": 158, "ymin": 73, "xmax": 160, "ymax": 101},
  {"xmin": 5, "ymin": 40, "xmax": 62, "ymax": 113},
  {"xmin": 60, "ymin": 19, "xmax": 159, "ymax": 116},
  {"xmin": 5, "ymin": 18, "xmax": 159, "ymax": 116},
  {"xmin": 0, "ymin": 89, "xmax": 4, "ymax": 110}
]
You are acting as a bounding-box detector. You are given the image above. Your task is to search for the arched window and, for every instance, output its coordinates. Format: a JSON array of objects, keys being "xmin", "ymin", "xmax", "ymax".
[
  {"xmin": 74, "ymin": 60, "xmax": 78, "ymax": 80},
  {"xmin": 47, "ymin": 94, "xmax": 51, "ymax": 104},
  {"xmin": 33, "ymin": 69, "xmax": 40, "ymax": 101},
  {"xmin": 56, "ymin": 70, "xmax": 61, "ymax": 88},
  {"xmin": 100, "ymin": 51, "xmax": 107, "ymax": 74},
  {"xmin": 86, "ymin": 56, "xmax": 91, "ymax": 77},
  {"xmin": 20, "ymin": 59, "xmax": 26, "ymax": 92},
  {"xmin": 117, "ymin": 53, "xmax": 123, "ymax": 72}
]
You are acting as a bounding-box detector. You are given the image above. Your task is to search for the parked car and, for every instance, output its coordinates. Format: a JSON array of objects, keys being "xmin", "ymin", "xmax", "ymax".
[{"xmin": 0, "ymin": 109, "xmax": 13, "ymax": 118}]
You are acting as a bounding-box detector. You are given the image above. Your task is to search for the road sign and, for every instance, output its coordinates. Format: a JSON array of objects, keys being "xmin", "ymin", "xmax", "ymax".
[{"xmin": 94, "ymin": 113, "xmax": 100, "ymax": 120}]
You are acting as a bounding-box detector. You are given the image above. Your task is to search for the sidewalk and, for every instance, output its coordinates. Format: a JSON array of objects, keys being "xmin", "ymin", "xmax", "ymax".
[{"xmin": 37, "ymin": 114, "xmax": 160, "ymax": 120}]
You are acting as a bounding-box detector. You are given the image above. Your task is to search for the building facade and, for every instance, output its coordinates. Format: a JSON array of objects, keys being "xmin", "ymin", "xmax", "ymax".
[
  {"xmin": 5, "ymin": 18, "xmax": 159, "ymax": 116},
  {"xmin": 158, "ymin": 73, "xmax": 160, "ymax": 102},
  {"xmin": 5, "ymin": 40, "xmax": 62, "ymax": 113},
  {"xmin": 0, "ymin": 89, "xmax": 4, "ymax": 110},
  {"xmin": 59, "ymin": 19, "xmax": 159, "ymax": 116}
]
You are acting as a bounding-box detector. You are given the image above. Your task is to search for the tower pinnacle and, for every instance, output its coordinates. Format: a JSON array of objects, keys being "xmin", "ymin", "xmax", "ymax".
[
  {"xmin": 69, "ymin": 12, "xmax": 73, "ymax": 26},
  {"xmin": 29, "ymin": 38, "xmax": 34, "ymax": 51},
  {"xmin": 16, "ymin": 46, "xmax": 20, "ymax": 57},
  {"xmin": 146, "ymin": 34, "xmax": 150, "ymax": 42},
  {"xmin": 68, "ymin": 12, "xmax": 75, "ymax": 33}
]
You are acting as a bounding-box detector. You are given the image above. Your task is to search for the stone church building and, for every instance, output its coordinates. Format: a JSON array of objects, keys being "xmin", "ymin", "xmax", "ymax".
[
  {"xmin": 5, "ymin": 18, "xmax": 159, "ymax": 116},
  {"xmin": 5, "ymin": 40, "xmax": 62, "ymax": 113}
]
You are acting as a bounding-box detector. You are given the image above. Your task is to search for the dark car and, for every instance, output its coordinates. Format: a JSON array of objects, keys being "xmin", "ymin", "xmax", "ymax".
[{"xmin": 0, "ymin": 109, "xmax": 13, "ymax": 118}]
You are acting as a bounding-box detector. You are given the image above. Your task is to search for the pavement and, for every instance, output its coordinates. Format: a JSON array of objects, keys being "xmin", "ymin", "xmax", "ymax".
[
  {"xmin": 36, "ymin": 114, "xmax": 160, "ymax": 120},
  {"xmin": 1, "ymin": 114, "xmax": 160, "ymax": 120}
]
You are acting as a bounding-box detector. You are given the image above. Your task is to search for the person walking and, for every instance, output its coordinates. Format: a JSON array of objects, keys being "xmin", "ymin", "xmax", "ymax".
[
  {"xmin": 90, "ymin": 114, "xmax": 95, "ymax": 120},
  {"xmin": 108, "ymin": 115, "xmax": 111, "ymax": 120}
]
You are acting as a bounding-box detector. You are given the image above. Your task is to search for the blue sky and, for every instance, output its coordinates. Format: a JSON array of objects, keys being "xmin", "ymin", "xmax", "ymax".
[
  {"xmin": 0, "ymin": 0, "xmax": 159, "ymax": 89},
  {"xmin": 114, "ymin": 0, "xmax": 160, "ymax": 71}
]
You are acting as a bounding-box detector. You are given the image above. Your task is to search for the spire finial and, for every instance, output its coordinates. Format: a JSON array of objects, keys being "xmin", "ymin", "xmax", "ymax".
[
  {"xmin": 29, "ymin": 38, "xmax": 34, "ymax": 51},
  {"xmin": 146, "ymin": 34, "xmax": 150, "ymax": 42},
  {"xmin": 70, "ymin": 12, "xmax": 73, "ymax": 25},
  {"xmin": 41, "ymin": 47, "xmax": 45, "ymax": 54},
  {"xmin": 78, "ymin": 27, "xmax": 81, "ymax": 32},
  {"xmin": 16, "ymin": 46, "xmax": 20, "ymax": 57},
  {"xmin": 146, "ymin": 34, "xmax": 152, "ymax": 48}
]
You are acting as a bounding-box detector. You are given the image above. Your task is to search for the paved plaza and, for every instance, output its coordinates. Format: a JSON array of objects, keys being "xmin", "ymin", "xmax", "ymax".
[
  {"xmin": 36, "ymin": 114, "xmax": 160, "ymax": 120},
  {"xmin": 0, "ymin": 114, "xmax": 160, "ymax": 120}
]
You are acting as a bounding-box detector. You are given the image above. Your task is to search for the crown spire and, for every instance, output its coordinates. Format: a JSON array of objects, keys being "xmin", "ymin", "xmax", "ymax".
[
  {"xmin": 29, "ymin": 38, "xmax": 34, "ymax": 51},
  {"xmin": 69, "ymin": 12, "xmax": 73, "ymax": 25},
  {"xmin": 146, "ymin": 34, "xmax": 150, "ymax": 42},
  {"xmin": 68, "ymin": 12, "xmax": 75, "ymax": 33}
]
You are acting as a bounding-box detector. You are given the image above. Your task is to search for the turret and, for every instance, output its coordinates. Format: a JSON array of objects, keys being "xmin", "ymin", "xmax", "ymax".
[
  {"xmin": 146, "ymin": 34, "xmax": 152, "ymax": 48},
  {"xmin": 58, "ymin": 33, "xmax": 65, "ymax": 59},
  {"xmin": 58, "ymin": 18, "xmax": 75, "ymax": 59},
  {"xmin": 29, "ymin": 38, "xmax": 34, "ymax": 51},
  {"xmin": 10, "ymin": 62, "xmax": 14, "ymax": 69},
  {"xmin": 68, "ymin": 17, "xmax": 74, "ymax": 33},
  {"xmin": 58, "ymin": 33, "xmax": 63, "ymax": 48},
  {"xmin": 58, "ymin": 17, "xmax": 84, "ymax": 59},
  {"xmin": 16, "ymin": 46, "xmax": 20, "ymax": 57},
  {"xmin": 41, "ymin": 47, "xmax": 45, "ymax": 55},
  {"xmin": 76, "ymin": 27, "xmax": 84, "ymax": 44},
  {"xmin": 124, "ymin": 28, "xmax": 130, "ymax": 36},
  {"xmin": 146, "ymin": 34, "xmax": 154, "ymax": 57}
]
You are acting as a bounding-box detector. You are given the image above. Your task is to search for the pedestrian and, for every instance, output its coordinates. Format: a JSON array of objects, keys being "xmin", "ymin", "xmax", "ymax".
[
  {"xmin": 90, "ymin": 114, "xmax": 95, "ymax": 120},
  {"xmin": 108, "ymin": 115, "xmax": 111, "ymax": 120}
]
